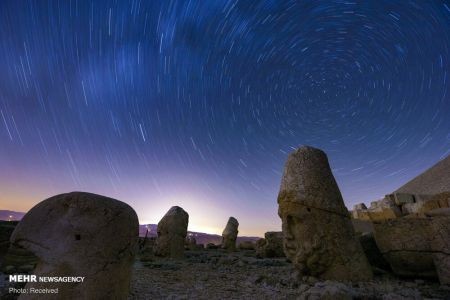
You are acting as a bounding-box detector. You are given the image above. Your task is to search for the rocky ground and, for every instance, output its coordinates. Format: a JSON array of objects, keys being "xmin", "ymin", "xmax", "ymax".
[
  {"xmin": 1, "ymin": 247, "xmax": 450, "ymax": 299},
  {"xmin": 129, "ymin": 249, "xmax": 450, "ymax": 300}
]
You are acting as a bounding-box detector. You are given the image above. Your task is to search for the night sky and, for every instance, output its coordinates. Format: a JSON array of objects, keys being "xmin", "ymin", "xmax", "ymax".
[{"xmin": 1, "ymin": 1, "xmax": 449, "ymax": 236}]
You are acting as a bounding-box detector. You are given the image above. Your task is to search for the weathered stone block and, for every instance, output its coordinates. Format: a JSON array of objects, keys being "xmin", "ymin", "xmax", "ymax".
[
  {"xmin": 367, "ymin": 207, "xmax": 402, "ymax": 222},
  {"xmin": 419, "ymin": 192, "xmax": 450, "ymax": 214},
  {"xmin": 374, "ymin": 215, "xmax": 450, "ymax": 283},
  {"xmin": 392, "ymin": 193, "xmax": 415, "ymax": 206}
]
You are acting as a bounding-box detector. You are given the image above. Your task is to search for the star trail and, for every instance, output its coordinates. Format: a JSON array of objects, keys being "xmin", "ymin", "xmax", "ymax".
[{"xmin": 0, "ymin": 1, "xmax": 449, "ymax": 235}]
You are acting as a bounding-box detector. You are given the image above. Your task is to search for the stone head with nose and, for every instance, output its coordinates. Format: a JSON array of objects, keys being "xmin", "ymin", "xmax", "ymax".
[{"xmin": 277, "ymin": 146, "xmax": 373, "ymax": 281}]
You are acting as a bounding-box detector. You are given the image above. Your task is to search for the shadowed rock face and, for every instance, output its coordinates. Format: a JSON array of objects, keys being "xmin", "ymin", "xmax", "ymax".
[
  {"xmin": 155, "ymin": 206, "xmax": 189, "ymax": 259},
  {"xmin": 0, "ymin": 221, "xmax": 18, "ymax": 256},
  {"xmin": 10, "ymin": 192, "xmax": 139, "ymax": 300},
  {"xmin": 256, "ymin": 232, "xmax": 285, "ymax": 258},
  {"xmin": 429, "ymin": 211, "xmax": 450, "ymax": 285},
  {"xmin": 374, "ymin": 210, "xmax": 450, "ymax": 284},
  {"xmin": 277, "ymin": 146, "xmax": 373, "ymax": 281},
  {"xmin": 222, "ymin": 217, "xmax": 239, "ymax": 251},
  {"xmin": 374, "ymin": 218, "xmax": 436, "ymax": 279}
]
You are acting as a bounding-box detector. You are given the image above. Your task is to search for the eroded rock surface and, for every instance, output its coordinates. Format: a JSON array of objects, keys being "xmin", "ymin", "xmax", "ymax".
[
  {"xmin": 374, "ymin": 212, "xmax": 450, "ymax": 284},
  {"xmin": 155, "ymin": 206, "xmax": 189, "ymax": 259},
  {"xmin": 277, "ymin": 146, "xmax": 373, "ymax": 281},
  {"xmin": 374, "ymin": 218, "xmax": 436, "ymax": 279},
  {"xmin": 238, "ymin": 241, "xmax": 255, "ymax": 250},
  {"xmin": 428, "ymin": 211, "xmax": 450, "ymax": 285},
  {"xmin": 10, "ymin": 192, "xmax": 139, "ymax": 300},
  {"xmin": 255, "ymin": 231, "xmax": 285, "ymax": 258},
  {"xmin": 358, "ymin": 232, "xmax": 391, "ymax": 273},
  {"xmin": 221, "ymin": 217, "xmax": 239, "ymax": 251},
  {"xmin": 419, "ymin": 192, "xmax": 450, "ymax": 214}
]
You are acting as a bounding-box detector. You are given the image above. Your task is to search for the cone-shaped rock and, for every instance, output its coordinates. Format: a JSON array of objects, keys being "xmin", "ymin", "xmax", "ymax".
[
  {"xmin": 155, "ymin": 206, "xmax": 189, "ymax": 259},
  {"xmin": 221, "ymin": 217, "xmax": 239, "ymax": 251},
  {"xmin": 277, "ymin": 146, "xmax": 373, "ymax": 281},
  {"xmin": 10, "ymin": 192, "xmax": 139, "ymax": 299}
]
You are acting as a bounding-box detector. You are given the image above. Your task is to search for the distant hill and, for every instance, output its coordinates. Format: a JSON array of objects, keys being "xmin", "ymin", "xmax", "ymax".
[
  {"xmin": 0, "ymin": 211, "xmax": 260, "ymax": 245},
  {"xmin": 139, "ymin": 224, "xmax": 260, "ymax": 245},
  {"xmin": 0, "ymin": 210, "xmax": 25, "ymax": 221},
  {"xmin": 395, "ymin": 154, "xmax": 450, "ymax": 195}
]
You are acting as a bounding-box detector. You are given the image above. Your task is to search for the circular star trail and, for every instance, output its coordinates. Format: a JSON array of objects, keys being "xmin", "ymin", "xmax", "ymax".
[{"xmin": 0, "ymin": 1, "xmax": 449, "ymax": 235}]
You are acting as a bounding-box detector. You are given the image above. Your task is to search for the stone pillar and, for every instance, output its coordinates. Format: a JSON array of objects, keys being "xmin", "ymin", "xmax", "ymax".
[
  {"xmin": 221, "ymin": 217, "xmax": 239, "ymax": 251},
  {"xmin": 155, "ymin": 206, "xmax": 189, "ymax": 259}
]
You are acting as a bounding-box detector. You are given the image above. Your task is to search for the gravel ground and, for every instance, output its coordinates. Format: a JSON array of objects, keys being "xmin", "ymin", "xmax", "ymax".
[
  {"xmin": 1, "ymin": 248, "xmax": 449, "ymax": 299},
  {"xmin": 129, "ymin": 249, "xmax": 450, "ymax": 300}
]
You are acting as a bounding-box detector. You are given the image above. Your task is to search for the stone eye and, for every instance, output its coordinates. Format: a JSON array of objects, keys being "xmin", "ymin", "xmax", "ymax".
[{"xmin": 75, "ymin": 234, "xmax": 81, "ymax": 241}]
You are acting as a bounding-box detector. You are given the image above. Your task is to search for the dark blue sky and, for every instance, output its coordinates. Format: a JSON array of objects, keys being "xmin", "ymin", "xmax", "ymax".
[{"xmin": 0, "ymin": 1, "xmax": 449, "ymax": 235}]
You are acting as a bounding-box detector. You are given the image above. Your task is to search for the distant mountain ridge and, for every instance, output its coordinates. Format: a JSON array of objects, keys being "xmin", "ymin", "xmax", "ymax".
[
  {"xmin": 0, "ymin": 210, "xmax": 260, "ymax": 245},
  {"xmin": 0, "ymin": 210, "xmax": 25, "ymax": 221},
  {"xmin": 139, "ymin": 224, "xmax": 260, "ymax": 245}
]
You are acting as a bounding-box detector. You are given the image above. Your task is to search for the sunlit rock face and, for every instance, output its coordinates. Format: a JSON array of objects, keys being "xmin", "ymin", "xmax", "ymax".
[
  {"xmin": 221, "ymin": 217, "xmax": 239, "ymax": 251},
  {"xmin": 155, "ymin": 206, "xmax": 189, "ymax": 259},
  {"xmin": 10, "ymin": 192, "xmax": 139, "ymax": 300},
  {"xmin": 277, "ymin": 146, "xmax": 373, "ymax": 281}
]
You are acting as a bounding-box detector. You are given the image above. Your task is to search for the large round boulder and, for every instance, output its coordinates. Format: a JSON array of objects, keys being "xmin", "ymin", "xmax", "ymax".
[{"xmin": 10, "ymin": 192, "xmax": 139, "ymax": 299}]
